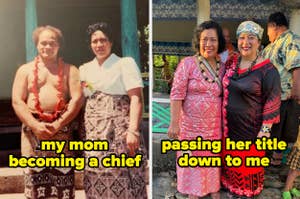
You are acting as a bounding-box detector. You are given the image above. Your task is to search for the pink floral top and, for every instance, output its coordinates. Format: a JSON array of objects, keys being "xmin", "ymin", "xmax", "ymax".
[{"xmin": 170, "ymin": 56, "xmax": 223, "ymax": 140}]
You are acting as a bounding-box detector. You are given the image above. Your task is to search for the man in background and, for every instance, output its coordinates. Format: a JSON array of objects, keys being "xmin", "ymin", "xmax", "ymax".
[
  {"xmin": 262, "ymin": 12, "xmax": 300, "ymax": 166},
  {"xmin": 220, "ymin": 27, "xmax": 237, "ymax": 63}
]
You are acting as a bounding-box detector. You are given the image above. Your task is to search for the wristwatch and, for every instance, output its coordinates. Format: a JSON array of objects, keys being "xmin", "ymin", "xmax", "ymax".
[{"xmin": 261, "ymin": 125, "xmax": 271, "ymax": 134}]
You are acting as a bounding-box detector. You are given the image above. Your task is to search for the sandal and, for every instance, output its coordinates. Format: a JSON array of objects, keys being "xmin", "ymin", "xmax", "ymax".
[
  {"xmin": 291, "ymin": 188, "xmax": 300, "ymax": 197},
  {"xmin": 282, "ymin": 191, "xmax": 292, "ymax": 199}
]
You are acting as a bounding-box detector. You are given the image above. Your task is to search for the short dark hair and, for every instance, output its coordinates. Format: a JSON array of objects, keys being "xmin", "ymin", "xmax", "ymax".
[
  {"xmin": 192, "ymin": 20, "xmax": 226, "ymax": 54},
  {"xmin": 268, "ymin": 12, "xmax": 289, "ymax": 28},
  {"xmin": 87, "ymin": 22, "xmax": 113, "ymax": 43}
]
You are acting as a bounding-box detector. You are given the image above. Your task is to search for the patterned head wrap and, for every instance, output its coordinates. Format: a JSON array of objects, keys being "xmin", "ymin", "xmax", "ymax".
[{"xmin": 236, "ymin": 21, "xmax": 264, "ymax": 40}]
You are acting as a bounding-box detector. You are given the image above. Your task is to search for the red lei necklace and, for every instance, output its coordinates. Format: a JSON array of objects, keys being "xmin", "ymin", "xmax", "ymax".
[{"xmin": 31, "ymin": 56, "xmax": 66, "ymax": 122}]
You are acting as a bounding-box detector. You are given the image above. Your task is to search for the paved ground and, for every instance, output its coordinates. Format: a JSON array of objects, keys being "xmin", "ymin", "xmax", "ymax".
[
  {"xmin": 153, "ymin": 161, "xmax": 300, "ymax": 199},
  {"xmin": 153, "ymin": 134, "xmax": 300, "ymax": 199}
]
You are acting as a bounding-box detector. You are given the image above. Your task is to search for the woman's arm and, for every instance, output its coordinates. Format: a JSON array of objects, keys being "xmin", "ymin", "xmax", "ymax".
[
  {"xmin": 257, "ymin": 123, "xmax": 272, "ymax": 138},
  {"xmin": 167, "ymin": 100, "xmax": 182, "ymax": 139},
  {"xmin": 258, "ymin": 66, "xmax": 281, "ymax": 138},
  {"xmin": 167, "ymin": 57, "xmax": 190, "ymax": 139},
  {"xmin": 126, "ymin": 87, "xmax": 143, "ymax": 156}
]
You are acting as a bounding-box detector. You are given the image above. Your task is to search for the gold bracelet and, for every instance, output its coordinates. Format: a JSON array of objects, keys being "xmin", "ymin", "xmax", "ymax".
[{"xmin": 127, "ymin": 129, "xmax": 140, "ymax": 137}]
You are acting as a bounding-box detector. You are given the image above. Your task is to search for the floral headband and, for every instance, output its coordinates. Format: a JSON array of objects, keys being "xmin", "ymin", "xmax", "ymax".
[{"xmin": 236, "ymin": 21, "xmax": 264, "ymax": 40}]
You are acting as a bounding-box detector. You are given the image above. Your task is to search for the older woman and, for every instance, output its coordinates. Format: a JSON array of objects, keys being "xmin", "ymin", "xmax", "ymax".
[
  {"xmin": 12, "ymin": 26, "xmax": 82, "ymax": 199},
  {"xmin": 168, "ymin": 20, "xmax": 225, "ymax": 199},
  {"xmin": 221, "ymin": 21, "xmax": 281, "ymax": 197},
  {"xmin": 79, "ymin": 22, "xmax": 147, "ymax": 199}
]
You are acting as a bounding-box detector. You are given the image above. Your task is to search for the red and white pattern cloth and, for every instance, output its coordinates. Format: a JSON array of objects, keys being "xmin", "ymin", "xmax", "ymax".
[{"xmin": 170, "ymin": 56, "xmax": 223, "ymax": 197}]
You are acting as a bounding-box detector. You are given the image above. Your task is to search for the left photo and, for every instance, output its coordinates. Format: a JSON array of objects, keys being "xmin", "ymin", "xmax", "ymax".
[{"xmin": 0, "ymin": 0, "xmax": 149, "ymax": 198}]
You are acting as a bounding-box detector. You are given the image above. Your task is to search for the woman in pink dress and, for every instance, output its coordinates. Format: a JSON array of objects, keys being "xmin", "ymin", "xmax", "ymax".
[{"xmin": 168, "ymin": 20, "xmax": 226, "ymax": 199}]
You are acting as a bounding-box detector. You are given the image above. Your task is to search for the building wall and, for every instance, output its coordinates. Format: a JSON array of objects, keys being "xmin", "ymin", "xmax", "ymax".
[
  {"xmin": 153, "ymin": 20, "xmax": 196, "ymax": 43},
  {"xmin": 152, "ymin": 0, "xmax": 289, "ymax": 55},
  {"xmin": 0, "ymin": 0, "xmax": 25, "ymax": 99},
  {"xmin": 0, "ymin": 0, "xmax": 148, "ymax": 99},
  {"xmin": 36, "ymin": 0, "xmax": 122, "ymax": 66}
]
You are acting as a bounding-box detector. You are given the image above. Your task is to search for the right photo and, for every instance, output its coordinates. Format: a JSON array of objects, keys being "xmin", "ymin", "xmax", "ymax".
[{"xmin": 152, "ymin": 0, "xmax": 300, "ymax": 199}]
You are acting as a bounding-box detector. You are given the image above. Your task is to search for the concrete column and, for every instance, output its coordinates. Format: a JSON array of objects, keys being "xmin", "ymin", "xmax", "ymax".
[
  {"xmin": 25, "ymin": 0, "xmax": 38, "ymax": 62},
  {"xmin": 289, "ymin": 9, "xmax": 300, "ymax": 36},
  {"xmin": 121, "ymin": 0, "xmax": 141, "ymax": 68},
  {"xmin": 196, "ymin": 0, "xmax": 210, "ymax": 25}
]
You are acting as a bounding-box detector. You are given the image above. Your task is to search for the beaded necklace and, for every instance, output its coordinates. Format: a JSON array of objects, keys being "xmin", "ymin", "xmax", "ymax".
[
  {"xmin": 231, "ymin": 55, "xmax": 258, "ymax": 80},
  {"xmin": 197, "ymin": 55, "xmax": 220, "ymax": 83},
  {"xmin": 31, "ymin": 56, "xmax": 65, "ymax": 122}
]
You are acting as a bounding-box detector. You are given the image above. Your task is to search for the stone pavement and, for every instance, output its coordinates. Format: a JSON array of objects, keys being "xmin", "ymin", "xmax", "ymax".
[
  {"xmin": 153, "ymin": 164, "xmax": 300, "ymax": 199},
  {"xmin": 153, "ymin": 134, "xmax": 300, "ymax": 199}
]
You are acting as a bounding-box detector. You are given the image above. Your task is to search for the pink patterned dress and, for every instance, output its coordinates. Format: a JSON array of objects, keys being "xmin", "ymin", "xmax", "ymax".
[{"xmin": 170, "ymin": 56, "xmax": 223, "ymax": 197}]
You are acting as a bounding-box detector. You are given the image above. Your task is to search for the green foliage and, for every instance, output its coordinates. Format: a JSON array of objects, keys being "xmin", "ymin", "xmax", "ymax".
[{"xmin": 153, "ymin": 54, "xmax": 181, "ymax": 93}]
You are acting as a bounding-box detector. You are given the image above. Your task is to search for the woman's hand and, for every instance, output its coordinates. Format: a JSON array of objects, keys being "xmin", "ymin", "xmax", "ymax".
[
  {"xmin": 257, "ymin": 131, "xmax": 270, "ymax": 138},
  {"xmin": 257, "ymin": 124, "xmax": 272, "ymax": 138},
  {"xmin": 126, "ymin": 130, "xmax": 140, "ymax": 156},
  {"xmin": 167, "ymin": 124, "xmax": 180, "ymax": 139},
  {"xmin": 168, "ymin": 100, "xmax": 182, "ymax": 139},
  {"xmin": 126, "ymin": 88, "xmax": 142, "ymax": 156}
]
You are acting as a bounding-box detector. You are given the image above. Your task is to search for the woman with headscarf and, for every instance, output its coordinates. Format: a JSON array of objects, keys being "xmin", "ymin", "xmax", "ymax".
[{"xmin": 221, "ymin": 21, "xmax": 281, "ymax": 197}]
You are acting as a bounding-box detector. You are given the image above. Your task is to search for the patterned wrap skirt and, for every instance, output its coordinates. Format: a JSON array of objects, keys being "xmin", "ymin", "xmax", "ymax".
[
  {"xmin": 81, "ymin": 91, "xmax": 148, "ymax": 199},
  {"xmin": 221, "ymin": 144, "xmax": 265, "ymax": 197},
  {"xmin": 22, "ymin": 122, "xmax": 75, "ymax": 199},
  {"xmin": 287, "ymin": 147, "xmax": 300, "ymax": 170}
]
